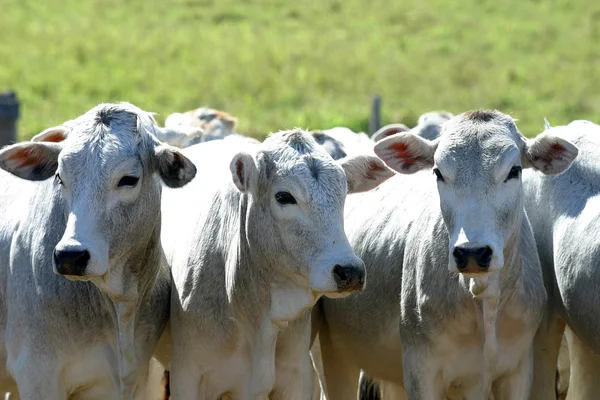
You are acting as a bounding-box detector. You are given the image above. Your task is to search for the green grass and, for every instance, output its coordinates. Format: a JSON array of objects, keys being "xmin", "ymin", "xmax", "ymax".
[{"xmin": 1, "ymin": 0, "xmax": 599, "ymax": 140}]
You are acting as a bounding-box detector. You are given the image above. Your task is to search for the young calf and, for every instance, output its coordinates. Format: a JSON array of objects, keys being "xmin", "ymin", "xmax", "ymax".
[
  {"xmin": 0, "ymin": 103, "xmax": 196, "ymax": 399},
  {"xmin": 317, "ymin": 110, "xmax": 577, "ymax": 399},
  {"xmin": 160, "ymin": 129, "xmax": 394, "ymax": 398}
]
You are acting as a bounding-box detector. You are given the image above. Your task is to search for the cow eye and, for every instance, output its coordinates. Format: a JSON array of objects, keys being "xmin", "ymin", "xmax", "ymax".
[
  {"xmin": 505, "ymin": 166, "xmax": 522, "ymax": 182},
  {"xmin": 54, "ymin": 173, "xmax": 64, "ymax": 186},
  {"xmin": 117, "ymin": 176, "xmax": 140, "ymax": 187},
  {"xmin": 433, "ymin": 168, "xmax": 444, "ymax": 182},
  {"xmin": 275, "ymin": 191, "xmax": 297, "ymax": 205}
]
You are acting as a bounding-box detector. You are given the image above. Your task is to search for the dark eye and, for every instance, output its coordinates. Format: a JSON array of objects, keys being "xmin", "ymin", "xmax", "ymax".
[
  {"xmin": 433, "ymin": 168, "xmax": 445, "ymax": 182},
  {"xmin": 54, "ymin": 173, "xmax": 64, "ymax": 186},
  {"xmin": 505, "ymin": 166, "xmax": 522, "ymax": 182},
  {"xmin": 117, "ymin": 176, "xmax": 140, "ymax": 187},
  {"xmin": 275, "ymin": 191, "xmax": 297, "ymax": 205}
]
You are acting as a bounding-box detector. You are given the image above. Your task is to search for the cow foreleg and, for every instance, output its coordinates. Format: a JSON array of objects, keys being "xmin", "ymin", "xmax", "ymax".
[
  {"xmin": 319, "ymin": 317, "xmax": 360, "ymax": 400},
  {"xmin": 492, "ymin": 348, "xmax": 533, "ymax": 400},
  {"xmin": 402, "ymin": 349, "xmax": 443, "ymax": 400},
  {"xmin": 530, "ymin": 310, "xmax": 564, "ymax": 400},
  {"xmin": 12, "ymin": 352, "xmax": 64, "ymax": 400},
  {"xmin": 564, "ymin": 326, "xmax": 600, "ymax": 400}
]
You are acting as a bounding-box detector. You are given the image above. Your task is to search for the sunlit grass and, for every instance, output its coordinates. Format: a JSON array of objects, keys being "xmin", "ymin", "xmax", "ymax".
[{"xmin": 1, "ymin": 0, "xmax": 599, "ymax": 139}]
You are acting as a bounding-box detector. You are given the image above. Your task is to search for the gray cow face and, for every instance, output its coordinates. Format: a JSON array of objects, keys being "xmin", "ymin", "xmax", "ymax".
[
  {"xmin": 0, "ymin": 103, "xmax": 196, "ymax": 284},
  {"xmin": 229, "ymin": 129, "xmax": 394, "ymax": 296},
  {"xmin": 374, "ymin": 110, "xmax": 578, "ymax": 276}
]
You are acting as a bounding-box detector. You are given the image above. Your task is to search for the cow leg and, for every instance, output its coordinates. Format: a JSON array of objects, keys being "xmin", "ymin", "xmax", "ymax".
[
  {"xmin": 564, "ymin": 326, "xmax": 600, "ymax": 400},
  {"xmin": 270, "ymin": 315, "xmax": 313, "ymax": 400},
  {"xmin": 12, "ymin": 356, "xmax": 64, "ymax": 400},
  {"xmin": 530, "ymin": 310, "xmax": 564, "ymax": 400},
  {"xmin": 402, "ymin": 349, "xmax": 443, "ymax": 400},
  {"xmin": 379, "ymin": 380, "xmax": 407, "ymax": 400},
  {"xmin": 555, "ymin": 335, "xmax": 570, "ymax": 400},
  {"xmin": 319, "ymin": 319, "xmax": 360, "ymax": 400},
  {"xmin": 169, "ymin": 347, "xmax": 201, "ymax": 399},
  {"xmin": 492, "ymin": 349, "xmax": 533, "ymax": 400}
]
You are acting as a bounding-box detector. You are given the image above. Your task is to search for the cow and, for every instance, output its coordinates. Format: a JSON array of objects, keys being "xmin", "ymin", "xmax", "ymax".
[
  {"xmin": 371, "ymin": 111, "xmax": 454, "ymax": 143},
  {"xmin": 159, "ymin": 128, "xmax": 394, "ymax": 398},
  {"xmin": 164, "ymin": 106, "xmax": 238, "ymax": 146},
  {"xmin": 310, "ymin": 127, "xmax": 375, "ymax": 161},
  {"xmin": 522, "ymin": 119, "xmax": 600, "ymax": 399},
  {"xmin": 315, "ymin": 110, "xmax": 577, "ymax": 399},
  {"xmin": 0, "ymin": 103, "xmax": 196, "ymax": 399}
]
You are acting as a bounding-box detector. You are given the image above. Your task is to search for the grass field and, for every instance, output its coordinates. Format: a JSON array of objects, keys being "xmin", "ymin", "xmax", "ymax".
[{"xmin": 1, "ymin": 0, "xmax": 600, "ymax": 140}]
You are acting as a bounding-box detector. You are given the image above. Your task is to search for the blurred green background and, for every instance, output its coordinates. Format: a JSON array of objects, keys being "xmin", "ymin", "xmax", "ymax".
[{"xmin": 1, "ymin": 0, "xmax": 599, "ymax": 140}]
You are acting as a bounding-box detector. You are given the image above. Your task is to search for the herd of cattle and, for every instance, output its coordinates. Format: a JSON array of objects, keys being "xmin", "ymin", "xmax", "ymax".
[{"xmin": 0, "ymin": 102, "xmax": 598, "ymax": 400}]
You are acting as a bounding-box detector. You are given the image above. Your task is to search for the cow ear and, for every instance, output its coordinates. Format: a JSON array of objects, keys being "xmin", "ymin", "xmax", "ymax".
[
  {"xmin": 374, "ymin": 133, "xmax": 437, "ymax": 174},
  {"xmin": 31, "ymin": 126, "xmax": 69, "ymax": 143},
  {"xmin": 0, "ymin": 142, "xmax": 62, "ymax": 180},
  {"xmin": 230, "ymin": 152, "xmax": 258, "ymax": 193},
  {"xmin": 154, "ymin": 145, "xmax": 197, "ymax": 188},
  {"xmin": 339, "ymin": 155, "xmax": 395, "ymax": 193},
  {"xmin": 371, "ymin": 124, "xmax": 410, "ymax": 142},
  {"xmin": 522, "ymin": 133, "xmax": 578, "ymax": 175}
]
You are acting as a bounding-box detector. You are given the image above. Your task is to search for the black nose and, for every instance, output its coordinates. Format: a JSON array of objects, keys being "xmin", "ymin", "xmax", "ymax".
[
  {"xmin": 53, "ymin": 249, "xmax": 90, "ymax": 276},
  {"xmin": 333, "ymin": 264, "xmax": 365, "ymax": 292},
  {"xmin": 453, "ymin": 246, "xmax": 493, "ymax": 270}
]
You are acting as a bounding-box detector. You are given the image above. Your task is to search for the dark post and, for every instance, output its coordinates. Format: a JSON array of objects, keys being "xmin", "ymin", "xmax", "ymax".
[
  {"xmin": 0, "ymin": 91, "xmax": 19, "ymax": 146},
  {"xmin": 369, "ymin": 95, "xmax": 381, "ymax": 135}
]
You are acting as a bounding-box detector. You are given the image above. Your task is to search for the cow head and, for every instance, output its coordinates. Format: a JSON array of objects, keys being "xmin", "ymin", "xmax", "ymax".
[
  {"xmin": 165, "ymin": 106, "xmax": 237, "ymax": 145},
  {"xmin": 229, "ymin": 129, "xmax": 394, "ymax": 297},
  {"xmin": 0, "ymin": 103, "xmax": 196, "ymax": 284},
  {"xmin": 374, "ymin": 110, "xmax": 578, "ymax": 276}
]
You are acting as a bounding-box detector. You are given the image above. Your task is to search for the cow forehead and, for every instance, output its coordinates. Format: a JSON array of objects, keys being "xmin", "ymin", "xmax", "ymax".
[
  {"xmin": 59, "ymin": 104, "xmax": 155, "ymax": 171},
  {"xmin": 260, "ymin": 130, "xmax": 347, "ymax": 202},
  {"xmin": 436, "ymin": 111, "xmax": 523, "ymax": 174}
]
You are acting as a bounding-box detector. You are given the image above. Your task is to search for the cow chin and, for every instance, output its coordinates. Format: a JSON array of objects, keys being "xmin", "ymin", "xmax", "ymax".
[{"xmin": 321, "ymin": 291, "xmax": 353, "ymax": 299}]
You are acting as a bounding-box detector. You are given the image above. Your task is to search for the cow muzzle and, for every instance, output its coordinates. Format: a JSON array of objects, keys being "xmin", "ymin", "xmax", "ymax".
[
  {"xmin": 53, "ymin": 248, "xmax": 90, "ymax": 276},
  {"xmin": 332, "ymin": 262, "xmax": 366, "ymax": 293},
  {"xmin": 451, "ymin": 244, "xmax": 496, "ymax": 274}
]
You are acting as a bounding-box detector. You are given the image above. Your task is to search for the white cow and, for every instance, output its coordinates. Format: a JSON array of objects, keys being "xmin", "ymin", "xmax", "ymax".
[
  {"xmin": 0, "ymin": 103, "xmax": 196, "ymax": 399},
  {"xmin": 163, "ymin": 106, "xmax": 238, "ymax": 146},
  {"xmin": 160, "ymin": 129, "xmax": 394, "ymax": 398},
  {"xmin": 522, "ymin": 120, "xmax": 600, "ymax": 399},
  {"xmin": 371, "ymin": 111, "xmax": 454, "ymax": 143},
  {"xmin": 315, "ymin": 110, "xmax": 577, "ymax": 399},
  {"xmin": 311, "ymin": 127, "xmax": 374, "ymax": 160}
]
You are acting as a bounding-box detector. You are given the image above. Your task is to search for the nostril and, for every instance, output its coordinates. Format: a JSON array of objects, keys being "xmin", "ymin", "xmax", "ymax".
[
  {"xmin": 333, "ymin": 264, "xmax": 348, "ymax": 283},
  {"xmin": 476, "ymin": 246, "xmax": 493, "ymax": 268},
  {"xmin": 452, "ymin": 247, "xmax": 468, "ymax": 270},
  {"xmin": 77, "ymin": 250, "xmax": 90, "ymax": 267}
]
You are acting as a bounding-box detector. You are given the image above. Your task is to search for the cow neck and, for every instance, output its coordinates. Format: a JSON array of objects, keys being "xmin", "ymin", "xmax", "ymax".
[{"xmin": 226, "ymin": 191, "xmax": 271, "ymax": 328}]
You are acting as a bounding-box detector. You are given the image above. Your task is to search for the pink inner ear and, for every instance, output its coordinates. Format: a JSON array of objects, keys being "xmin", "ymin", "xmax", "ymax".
[
  {"xmin": 366, "ymin": 160, "xmax": 386, "ymax": 179},
  {"xmin": 7, "ymin": 147, "xmax": 43, "ymax": 168},
  {"xmin": 43, "ymin": 131, "xmax": 66, "ymax": 143},
  {"xmin": 550, "ymin": 143, "xmax": 566, "ymax": 154},
  {"xmin": 390, "ymin": 143, "xmax": 419, "ymax": 168},
  {"xmin": 235, "ymin": 159, "xmax": 245, "ymax": 186}
]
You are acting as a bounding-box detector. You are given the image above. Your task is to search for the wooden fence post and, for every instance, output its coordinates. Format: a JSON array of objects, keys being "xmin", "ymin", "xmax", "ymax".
[
  {"xmin": 0, "ymin": 91, "xmax": 19, "ymax": 146},
  {"xmin": 369, "ymin": 95, "xmax": 381, "ymax": 135}
]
